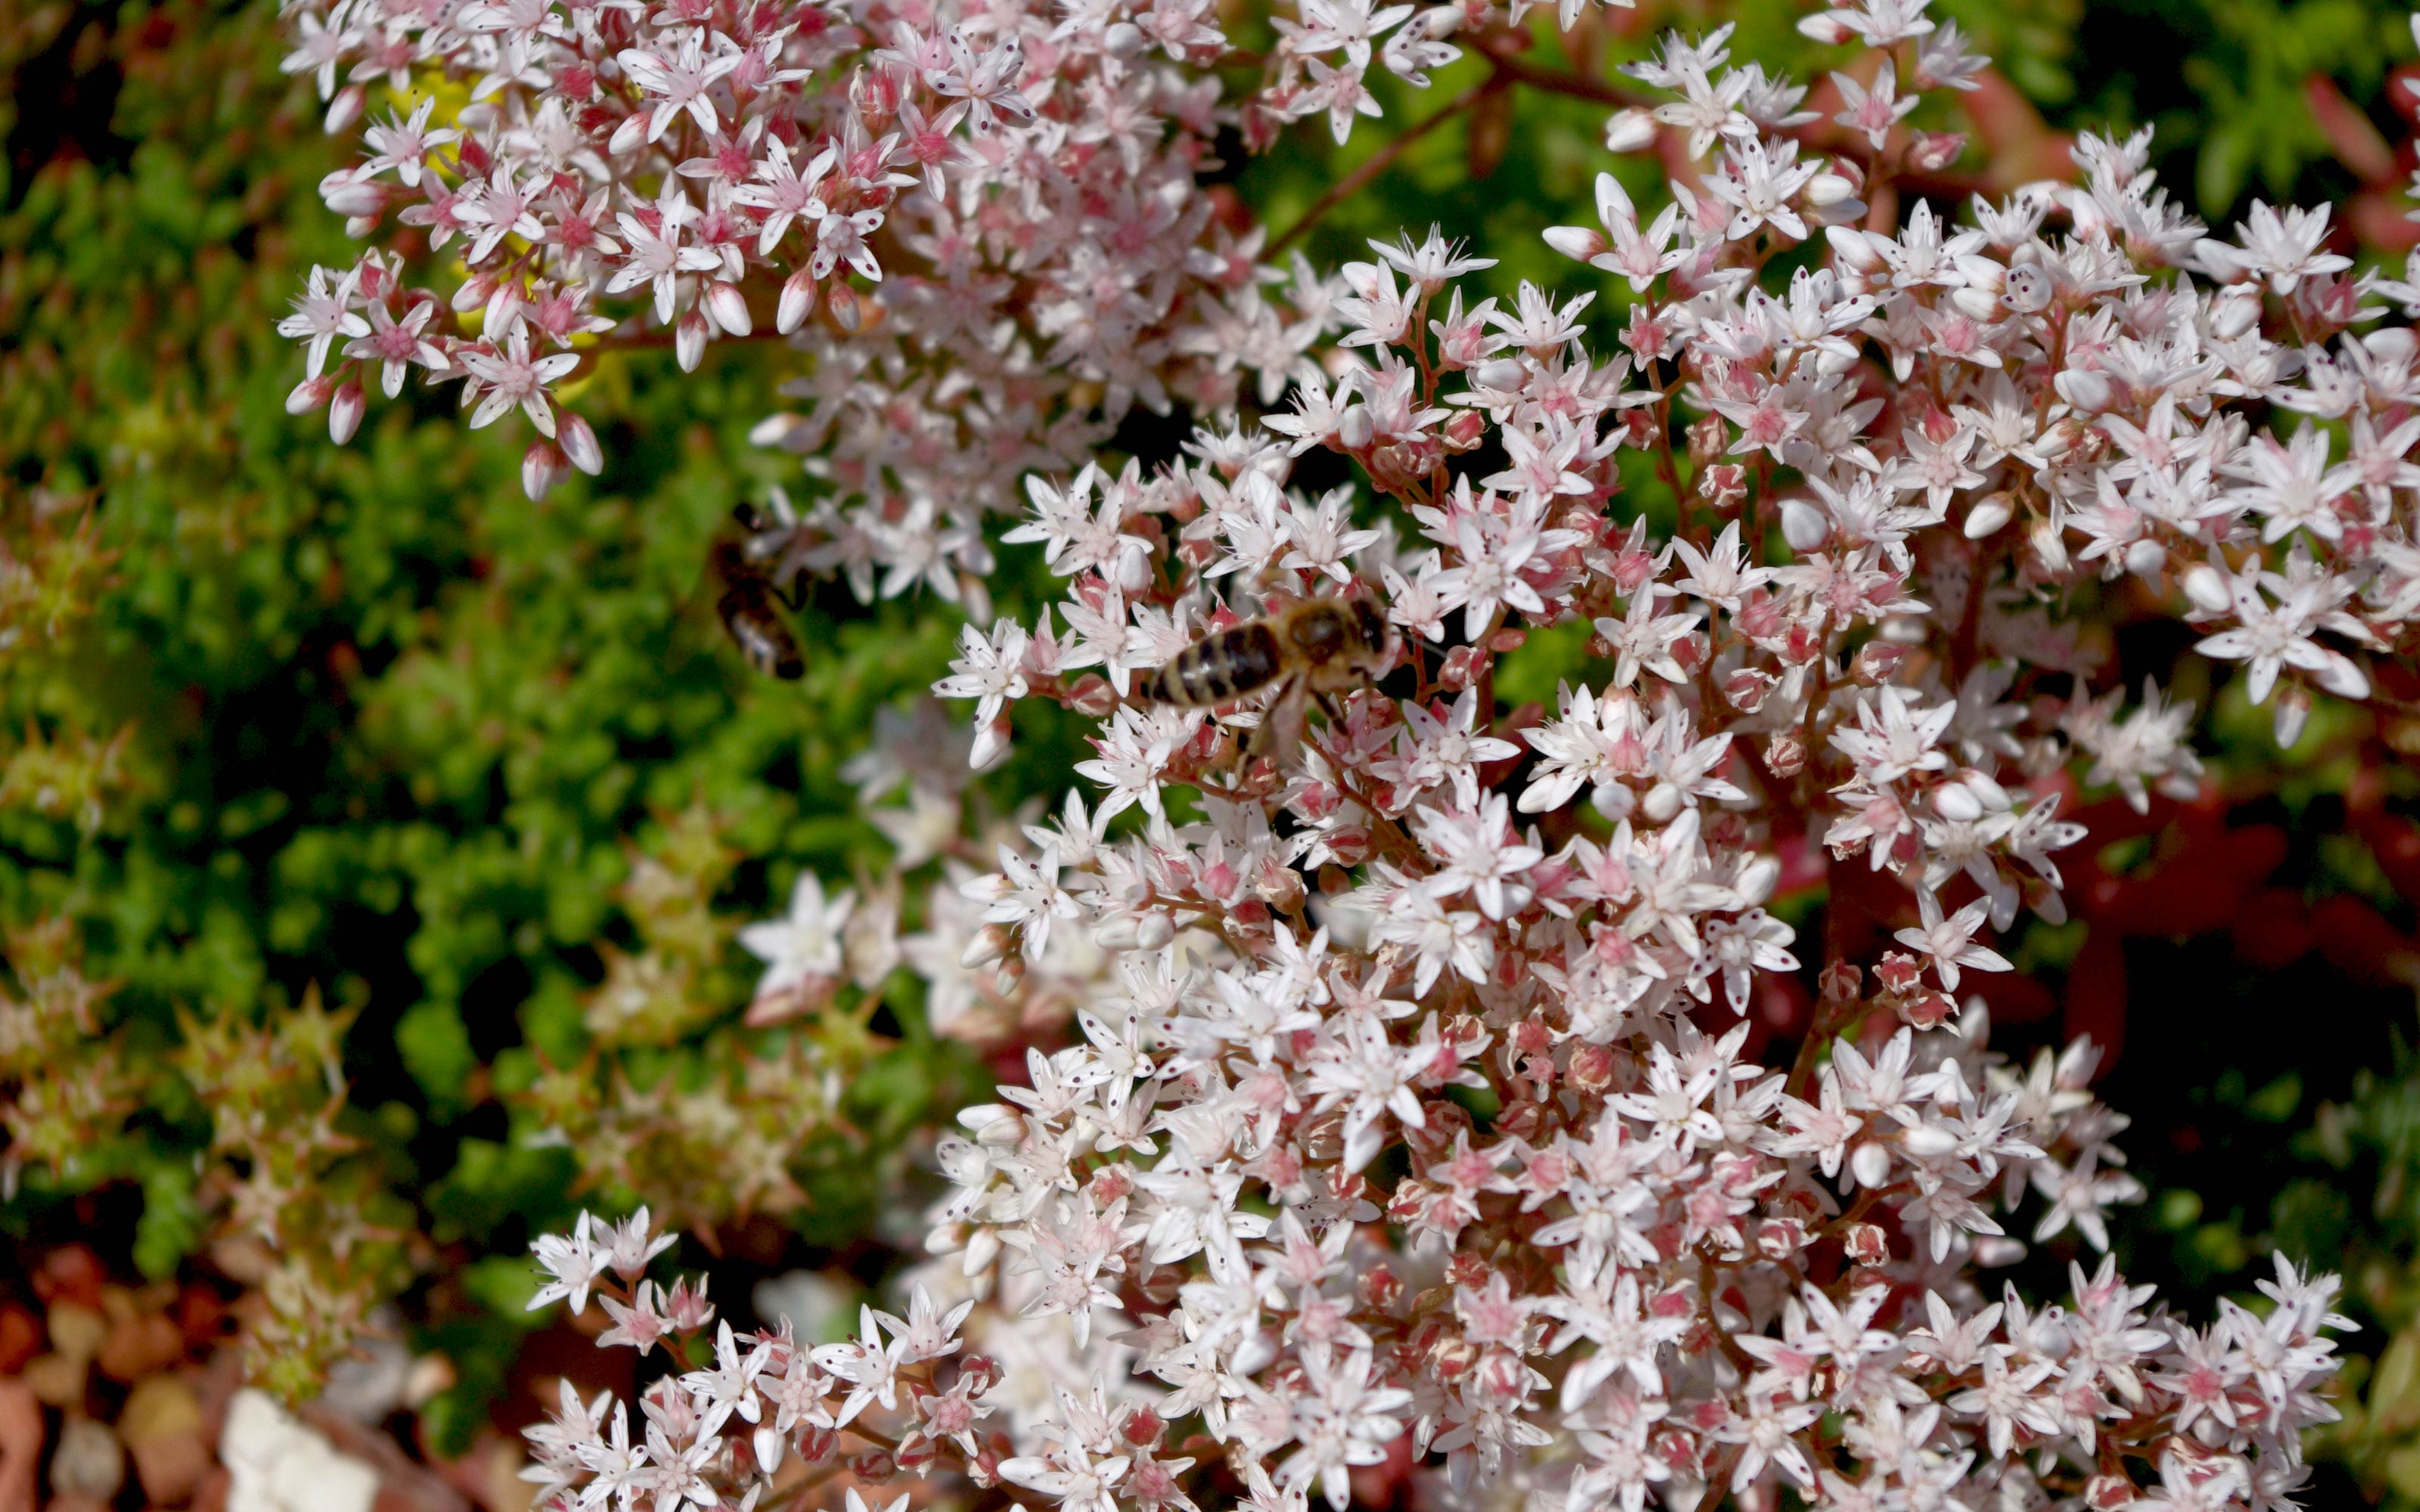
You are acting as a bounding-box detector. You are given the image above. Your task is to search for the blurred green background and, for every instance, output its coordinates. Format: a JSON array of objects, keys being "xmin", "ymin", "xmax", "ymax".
[{"xmin": 6, "ymin": 0, "xmax": 2420, "ymax": 1495}]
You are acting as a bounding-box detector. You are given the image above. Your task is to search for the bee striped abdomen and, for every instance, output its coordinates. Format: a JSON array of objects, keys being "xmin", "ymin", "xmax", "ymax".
[{"xmin": 1146, "ymin": 621, "xmax": 1283, "ymax": 706}]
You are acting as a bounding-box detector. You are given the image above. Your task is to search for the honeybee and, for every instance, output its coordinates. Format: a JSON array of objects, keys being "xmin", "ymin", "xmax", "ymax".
[
  {"xmin": 707, "ymin": 502, "xmax": 808, "ymax": 680},
  {"xmin": 1137, "ymin": 587, "xmax": 1395, "ymax": 767}
]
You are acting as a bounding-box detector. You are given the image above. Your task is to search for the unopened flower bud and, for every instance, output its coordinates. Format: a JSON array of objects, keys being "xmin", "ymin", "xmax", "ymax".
[
  {"xmin": 1602, "ymin": 108, "xmax": 1657, "ymax": 153},
  {"xmin": 1908, "ymin": 131, "xmax": 1965, "ymax": 171},
  {"xmin": 1733, "ymin": 854, "xmax": 1779, "ymax": 907},
  {"xmin": 607, "ymin": 111, "xmax": 649, "ymax": 156},
  {"xmin": 484, "ymin": 283, "xmax": 526, "ymax": 342},
  {"xmin": 324, "ymin": 82, "xmax": 367, "ymax": 135},
  {"xmin": 1765, "ymin": 733, "xmax": 1806, "ymax": 776},
  {"xmin": 1540, "ymin": 225, "xmax": 1609, "ymax": 263},
  {"xmin": 2318, "ymin": 649, "xmax": 2371, "ymax": 701},
  {"xmin": 827, "ymin": 280, "xmax": 863, "ymax": 332},
  {"xmin": 1104, "ymin": 20, "xmax": 1145, "ymax": 54},
  {"xmin": 1336, "ymin": 403, "xmax": 1375, "ymax": 451},
  {"xmin": 2124, "ymin": 537, "xmax": 2167, "ymax": 578},
  {"xmin": 777, "ymin": 269, "xmax": 818, "ymax": 333},
  {"xmin": 2055, "ymin": 366, "xmax": 2114, "ymax": 413},
  {"xmin": 1590, "ymin": 781, "xmax": 1637, "ymax": 820},
  {"xmin": 1849, "ymin": 1141, "xmax": 1893, "ymax": 1190},
  {"xmin": 2273, "ymin": 683, "xmax": 2313, "ymax": 748},
  {"xmin": 522, "ymin": 440, "xmax": 568, "ymax": 501},
  {"xmin": 1778, "ymin": 497, "xmax": 1829, "ymax": 551},
  {"xmin": 1973, "ymin": 1235, "xmax": 2028, "ymax": 1268},
  {"xmin": 1933, "ymin": 782, "xmax": 1982, "ymax": 823},
  {"xmin": 1968, "ymin": 770, "xmax": 2012, "ymax": 810},
  {"xmin": 287, "ymin": 375, "xmax": 334, "ymax": 416},
  {"xmin": 328, "ymin": 379, "xmax": 365, "ymax": 444},
  {"xmin": 1473, "ymin": 358, "xmax": 1527, "ymax": 393},
  {"xmin": 1825, "ymin": 223, "xmax": 1886, "ymax": 274},
  {"xmin": 1805, "ymin": 171, "xmax": 1856, "ymax": 207},
  {"xmin": 2028, "ymin": 513, "xmax": 2070, "ymax": 574},
  {"xmin": 960, "ymin": 923, "xmax": 1012, "ymax": 968},
  {"xmin": 2212, "ymin": 284, "xmax": 2262, "ymax": 339},
  {"xmin": 2182, "ymin": 562, "xmax": 2231, "ymax": 613},
  {"xmin": 559, "ymin": 412, "xmax": 602, "ymax": 476},
  {"xmin": 1962, "ymin": 493, "xmax": 2013, "ymax": 539},
  {"xmin": 1135, "ymin": 911, "xmax": 1174, "ymax": 950},
  {"xmin": 675, "ymin": 309, "xmax": 710, "ymax": 371},
  {"xmin": 1641, "ymin": 781, "xmax": 1683, "ymax": 823},
  {"xmin": 705, "ymin": 280, "xmax": 752, "ymax": 336},
  {"xmin": 1443, "ymin": 410, "xmax": 1486, "ymax": 449},
  {"xmin": 318, "ymin": 168, "xmax": 386, "ymax": 218}
]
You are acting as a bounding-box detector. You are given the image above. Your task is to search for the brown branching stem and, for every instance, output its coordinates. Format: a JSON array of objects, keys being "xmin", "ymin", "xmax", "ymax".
[{"xmin": 1270, "ymin": 79, "xmax": 1503, "ymax": 253}]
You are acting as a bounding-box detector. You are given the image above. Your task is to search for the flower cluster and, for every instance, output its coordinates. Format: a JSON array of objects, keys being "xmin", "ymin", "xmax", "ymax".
[
  {"xmin": 275, "ymin": 0, "xmax": 1336, "ymax": 608},
  {"xmin": 478, "ymin": 0, "xmax": 2420, "ymax": 1501},
  {"xmin": 520, "ymin": 1206, "xmax": 1006, "ymax": 1510},
  {"xmin": 886, "ymin": 3, "xmax": 2409, "ymax": 1507}
]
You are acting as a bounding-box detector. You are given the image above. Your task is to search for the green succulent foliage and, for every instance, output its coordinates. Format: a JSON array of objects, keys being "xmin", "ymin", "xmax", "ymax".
[{"xmin": 2287, "ymin": 1040, "xmax": 2420, "ymax": 1506}]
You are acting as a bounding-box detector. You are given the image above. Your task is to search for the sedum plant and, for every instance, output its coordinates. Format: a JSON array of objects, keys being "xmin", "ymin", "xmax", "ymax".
[{"xmin": 260, "ymin": 0, "xmax": 2420, "ymax": 1497}]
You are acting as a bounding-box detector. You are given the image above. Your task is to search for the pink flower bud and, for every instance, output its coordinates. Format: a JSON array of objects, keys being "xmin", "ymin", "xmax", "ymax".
[
  {"xmin": 827, "ymin": 281, "xmax": 863, "ymax": 332},
  {"xmin": 675, "ymin": 309, "xmax": 709, "ymax": 372},
  {"xmin": 324, "ymin": 82, "xmax": 367, "ymax": 135},
  {"xmin": 705, "ymin": 281, "xmax": 752, "ymax": 336},
  {"xmin": 777, "ymin": 269, "xmax": 818, "ymax": 334},
  {"xmin": 523, "ymin": 440, "xmax": 569, "ymax": 501},
  {"xmin": 2273, "ymin": 683, "xmax": 2313, "ymax": 748},
  {"xmin": 1778, "ymin": 497, "xmax": 1828, "ymax": 551},
  {"xmin": 960, "ymin": 922, "xmax": 1012, "ymax": 969},
  {"xmin": 1963, "ymin": 493, "xmax": 2013, "ymax": 539},
  {"xmin": 1602, "ymin": 108, "xmax": 1657, "ymax": 153},
  {"xmin": 318, "ymin": 168, "xmax": 386, "ymax": 217},
  {"xmin": 1540, "ymin": 225, "xmax": 1609, "ymax": 263},
  {"xmin": 287, "ymin": 375, "xmax": 334, "ymax": 416},
  {"xmin": 1824, "ymin": 223, "xmax": 1886, "ymax": 274},
  {"xmin": 328, "ymin": 378, "xmax": 365, "ymax": 444},
  {"xmin": 559, "ymin": 413, "xmax": 602, "ymax": 476},
  {"xmin": 1473, "ymin": 358, "xmax": 1527, "ymax": 392}
]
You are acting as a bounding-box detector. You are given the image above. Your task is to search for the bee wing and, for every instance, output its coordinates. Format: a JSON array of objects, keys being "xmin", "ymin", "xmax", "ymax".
[{"xmin": 1242, "ymin": 674, "xmax": 1309, "ymax": 770}]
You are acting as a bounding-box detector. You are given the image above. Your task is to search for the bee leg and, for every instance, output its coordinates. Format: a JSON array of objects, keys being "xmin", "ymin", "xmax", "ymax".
[{"xmin": 1242, "ymin": 676, "xmax": 1309, "ymax": 772}]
